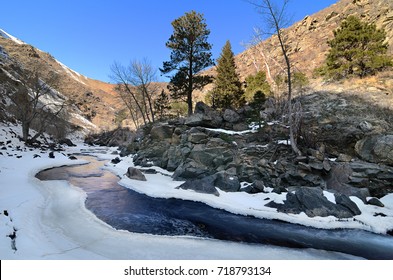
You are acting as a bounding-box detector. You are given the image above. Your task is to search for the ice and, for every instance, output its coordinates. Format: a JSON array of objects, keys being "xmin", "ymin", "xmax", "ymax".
[{"xmin": 1, "ymin": 123, "xmax": 391, "ymax": 259}]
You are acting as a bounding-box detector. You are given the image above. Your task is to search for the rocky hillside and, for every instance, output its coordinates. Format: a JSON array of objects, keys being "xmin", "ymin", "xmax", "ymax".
[
  {"xmin": 203, "ymin": 0, "xmax": 393, "ymax": 85},
  {"xmin": 87, "ymin": 83, "xmax": 393, "ymax": 220},
  {"xmin": 0, "ymin": 29, "xmax": 123, "ymax": 131}
]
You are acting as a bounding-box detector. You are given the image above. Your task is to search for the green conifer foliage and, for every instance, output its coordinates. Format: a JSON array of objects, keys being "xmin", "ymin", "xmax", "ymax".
[
  {"xmin": 161, "ymin": 11, "xmax": 214, "ymax": 115},
  {"xmin": 325, "ymin": 15, "xmax": 392, "ymax": 79},
  {"xmin": 245, "ymin": 71, "xmax": 271, "ymax": 102},
  {"xmin": 210, "ymin": 40, "xmax": 245, "ymax": 109}
]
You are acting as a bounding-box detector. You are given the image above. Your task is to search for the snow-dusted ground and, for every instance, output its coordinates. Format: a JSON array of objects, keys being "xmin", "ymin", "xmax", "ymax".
[{"xmin": 1, "ymin": 123, "xmax": 392, "ymax": 260}]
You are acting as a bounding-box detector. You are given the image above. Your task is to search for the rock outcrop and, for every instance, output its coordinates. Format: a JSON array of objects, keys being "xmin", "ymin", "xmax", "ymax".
[
  {"xmin": 266, "ymin": 187, "xmax": 361, "ymax": 218},
  {"xmin": 355, "ymin": 135, "xmax": 393, "ymax": 166},
  {"xmin": 90, "ymin": 91, "xmax": 393, "ymax": 219}
]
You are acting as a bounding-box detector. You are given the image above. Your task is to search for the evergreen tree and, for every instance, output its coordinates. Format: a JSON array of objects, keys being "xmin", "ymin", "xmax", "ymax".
[
  {"xmin": 154, "ymin": 90, "xmax": 171, "ymax": 120},
  {"xmin": 324, "ymin": 15, "xmax": 392, "ymax": 79},
  {"xmin": 210, "ymin": 40, "xmax": 244, "ymax": 109},
  {"xmin": 161, "ymin": 11, "xmax": 214, "ymax": 116},
  {"xmin": 245, "ymin": 71, "xmax": 271, "ymax": 102},
  {"xmin": 249, "ymin": 90, "xmax": 266, "ymax": 128}
]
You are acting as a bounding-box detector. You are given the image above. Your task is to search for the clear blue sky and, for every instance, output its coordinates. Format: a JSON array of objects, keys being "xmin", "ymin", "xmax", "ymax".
[{"xmin": 1, "ymin": 0, "xmax": 337, "ymax": 82}]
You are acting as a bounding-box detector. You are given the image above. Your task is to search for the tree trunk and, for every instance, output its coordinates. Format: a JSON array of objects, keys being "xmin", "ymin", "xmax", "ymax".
[
  {"xmin": 188, "ymin": 55, "xmax": 194, "ymax": 116},
  {"xmin": 22, "ymin": 122, "xmax": 29, "ymax": 142}
]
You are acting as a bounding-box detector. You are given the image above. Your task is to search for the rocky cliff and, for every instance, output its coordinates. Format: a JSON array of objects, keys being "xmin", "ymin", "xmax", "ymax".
[{"xmin": 204, "ymin": 0, "xmax": 393, "ymax": 83}]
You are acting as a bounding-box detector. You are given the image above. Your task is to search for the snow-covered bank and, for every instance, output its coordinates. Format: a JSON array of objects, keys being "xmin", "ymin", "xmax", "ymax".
[
  {"xmin": 0, "ymin": 123, "xmax": 387, "ymax": 259},
  {"xmin": 105, "ymin": 153, "xmax": 393, "ymax": 235}
]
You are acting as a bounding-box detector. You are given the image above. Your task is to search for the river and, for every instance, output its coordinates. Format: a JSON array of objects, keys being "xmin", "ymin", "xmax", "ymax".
[{"xmin": 36, "ymin": 155, "xmax": 393, "ymax": 259}]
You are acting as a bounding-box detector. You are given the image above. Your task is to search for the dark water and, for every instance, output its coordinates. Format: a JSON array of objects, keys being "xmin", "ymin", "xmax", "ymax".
[{"xmin": 36, "ymin": 156, "xmax": 393, "ymax": 259}]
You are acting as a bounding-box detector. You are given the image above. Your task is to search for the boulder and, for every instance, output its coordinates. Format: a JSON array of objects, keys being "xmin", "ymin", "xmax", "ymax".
[
  {"xmin": 334, "ymin": 193, "xmax": 361, "ymax": 216},
  {"xmin": 214, "ymin": 171, "xmax": 240, "ymax": 192},
  {"xmin": 166, "ymin": 146, "xmax": 186, "ymax": 171},
  {"xmin": 223, "ymin": 109, "xmax": 240, "ymax": 123},
  {"xmin": 126, "ymin": 167, "xmax": 147, "ymax": 181},
  {"xmin": 177, "ymin": 176, "xmax": 220, "ymax": 196},
  {"xmin": 188, "ymin": 131, "xmax": 208, "ymax": 144},
  {"xmin": 355, "ymin": 135, "xmax": 393, "ymax": 165},
  {"xmin": 172, "ymin": 160, "xmax": 210, "ymax": 180},
  {"xmin": 326, "ymin": 164, "xmax": 370, "ymax": 202},
  {"xmin": 111, "ymin": 157, "xmax": 121, "ymax": 164},
  {"xmin": 189, "ymin": 144, "xmax": 233, "ymax": 169},
  {"xmin": 150, "ymin": 124, "xmax": 174, "ymax": 140},
  {"xmin": 367, "ymin": 197, "xmax": 385, "ymax": 207},
  {"xmin": 185, "ymin": 102, "xmax": 223, "ymax": 128},
  {"xmin": 266, "ymin": 187, "xmax": 361, "ymax": 218}
]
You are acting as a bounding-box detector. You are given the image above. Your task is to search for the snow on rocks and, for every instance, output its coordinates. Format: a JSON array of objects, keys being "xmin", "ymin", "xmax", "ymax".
[
  {"xmin": 0, "ymin": 123, "xmax": 359, "ymax": 260},
  {"xmin": 1, "ymin": 122, "xmax": 392, "ymax": 259}
]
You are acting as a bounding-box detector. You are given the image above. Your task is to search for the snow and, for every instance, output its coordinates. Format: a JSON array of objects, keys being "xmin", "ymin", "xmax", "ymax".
[
  {"xmin": 55, "ymin": 59, "xmax": 87, "ymax": 85},
  {"xmin": 205, "ymin": 127, "xmax": 257, "ymax": 135},
  {"xmin": 1, "ymin": 123, "xmax": 392, "ymax": 260},
  {"xmin": 104, "ymin": 150, "xmax": 393, "ymax": 235},
  {"xmin": 277, "ymin": 139, "xmax": 291, "ymax": 145},
  {"xmin": 0, "ymin": 29, "xmax": 24, "ymax": 45}
]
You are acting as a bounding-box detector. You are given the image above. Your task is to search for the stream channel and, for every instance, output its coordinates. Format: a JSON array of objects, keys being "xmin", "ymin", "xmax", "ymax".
[{"xmin": 36, "ymin": 155, "xmax": 393, "ymax": 259}]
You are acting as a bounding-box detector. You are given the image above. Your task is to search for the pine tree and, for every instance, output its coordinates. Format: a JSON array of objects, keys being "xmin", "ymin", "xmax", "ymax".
[
  {"xmin": 245, "ymin": 71, "xmax": 271, "ymax": 102},
  {"xmin": 210, "ymin": 40, "xmax": 244, "ymax": 109},
  {"xmin": 161, "ymin": 11, "xmax": 214, "ymax": 116},
  {"xmin": 325, "ymin": 15, "xmax": 392, "ymax": 79},
  {"xmin": 154, "ymin": 90, "xmax": 171, "ymax": 120}
]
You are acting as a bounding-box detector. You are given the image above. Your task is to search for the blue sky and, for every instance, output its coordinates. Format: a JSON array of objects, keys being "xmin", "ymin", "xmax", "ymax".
[{"xmin": 1, "ymin": 0, "xmax": 337, "ymax": 82}]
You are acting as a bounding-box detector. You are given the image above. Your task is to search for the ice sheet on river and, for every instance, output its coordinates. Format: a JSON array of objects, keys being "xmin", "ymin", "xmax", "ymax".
[{"xmin": 0, "ymin": 125, "xmax": 391, "ymax": 259}]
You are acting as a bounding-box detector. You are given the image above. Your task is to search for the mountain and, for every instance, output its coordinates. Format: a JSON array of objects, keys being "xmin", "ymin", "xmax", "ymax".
[
  {"xmin": 2, "ymin": 0, "xmax": 392, "ymax": 135},
  {"xmin": 0, "ymin": 29, "xmax": 123, "ymax": 132},
  {"xmin": 204, "ymin": 0, "xmax": 393, "ymax": 88}
]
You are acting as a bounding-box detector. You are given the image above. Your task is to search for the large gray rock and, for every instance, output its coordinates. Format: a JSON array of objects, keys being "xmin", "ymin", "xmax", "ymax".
[
  {"xmin": 185, "ymin": 102, "xmax": 223, "ymax": 128},
  {"xmin": 176, "ymin": 176, "xmax": 220, "ymax": 196},
  {"xmin": 214, "ymin": 171, "xmax": 240, "ymax": 192},
  {"xmin": 223, "ymin": 109, "xmax": 240, "ymax": 123},
  {"xmin": 189, "ymin": 144, "xmax": 233, "ymax": 169},
  {"xmin": 166, "ymin": 146, "xmax": 189, "ymax": 171},
  {"xmin": 266, "ymin": 187, "xmax": 361, "ymax": 218},
  {"xmin": 334, "ymin": 193, "xmax": 361, "ymax": 216},
  {"xmin": 150, "ymin": 124, "xmax": 174, "ymax": 140},
  {"xmin": 172, "ymin": 160, "xmax": 210, "ymax": 180},
  {"xmin": 367, "ymin": 197, "xmax": 385, "ymax": 207},
  {"xmin": 326, "ymin": 163, "xmax": 370, "ymax": 202},
  {"xmin": 126, "ymin": 167, "xmax": 147, "ymax": 181},
  {"xmin": 355, "ymin": 135, "xmax": 393, "ymax": 165},
  {"xmin": 188, "ymin": 131, "xmax": 208, "ymax": 144}
]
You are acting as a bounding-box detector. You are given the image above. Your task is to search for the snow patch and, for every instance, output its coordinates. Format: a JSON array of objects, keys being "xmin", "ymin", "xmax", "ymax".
[
  {"xmin": 205, "ymin": 127, "xmax": 256, "ymax": 135},
  {"xmin": 1, "ymin": 123, "xmax": 392, "ymax": 259},
  {"xmin": 277, "ymin": 139, "xmax": 291, "ymax": 145},
  {"xmin": 55, "ymin": 59, "xmax": 87, "ymax": 85},
  {"xmin": 0, "ymin": 29, "xmax": 24, "ymax": 45}
]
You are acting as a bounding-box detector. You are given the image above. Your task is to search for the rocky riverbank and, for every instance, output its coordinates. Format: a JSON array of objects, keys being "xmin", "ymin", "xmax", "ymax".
[{"xmin": 86, "ymin": 90, "xmax": 393, "ymax": 221}]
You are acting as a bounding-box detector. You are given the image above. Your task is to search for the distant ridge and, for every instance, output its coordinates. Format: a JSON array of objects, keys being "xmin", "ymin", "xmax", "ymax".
[
  {"xmin": 204, "ymin": 0, "xmax": 393, "ymax": 82},
  {"xmin": 0, "ymin": 28, "xmax": 123, "ymax": 131}
]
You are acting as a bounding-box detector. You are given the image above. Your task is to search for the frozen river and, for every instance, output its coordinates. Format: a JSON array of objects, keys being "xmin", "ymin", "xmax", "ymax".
[{"xmin": 36, "ymin": 156, "xmax": 393, "ymax": 260}]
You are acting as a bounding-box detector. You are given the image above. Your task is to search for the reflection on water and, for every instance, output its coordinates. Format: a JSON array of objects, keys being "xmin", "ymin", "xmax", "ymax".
[{"xmin": 36, "ymin": 156, "xmax": 393, "ymax": 259}]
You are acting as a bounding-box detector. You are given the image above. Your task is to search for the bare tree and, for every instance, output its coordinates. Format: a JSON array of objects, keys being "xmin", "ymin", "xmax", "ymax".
[
  {"xmin": 248, "ymin": 0, "xmax": 302, "ymax": 155},
  {"xmin": 4, "ymin": 67, "xmax": 68, "ymax": 143},
  {"xmin": 110, "ymin": 59, "xmax": 158, "ymax": 127},
  {"xmin": 243, "ymin": 27, "xmax": 285, "ymax": 92}
]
